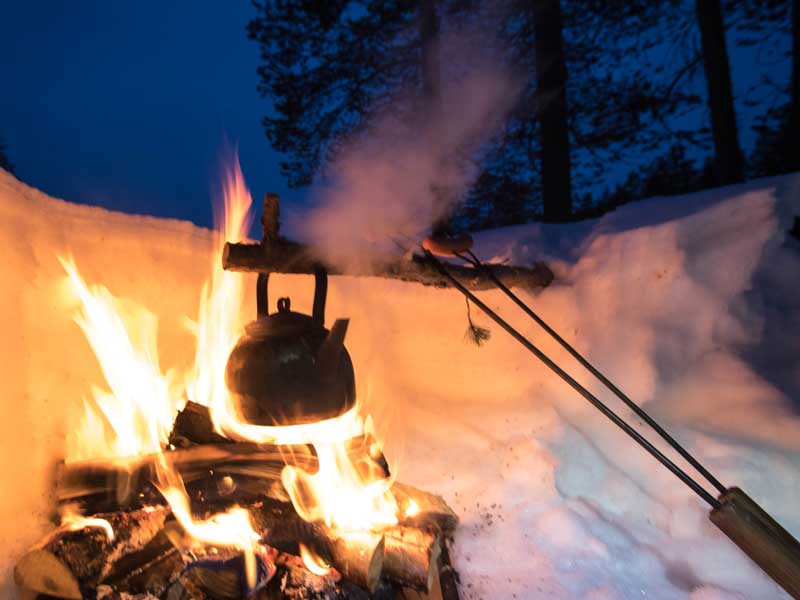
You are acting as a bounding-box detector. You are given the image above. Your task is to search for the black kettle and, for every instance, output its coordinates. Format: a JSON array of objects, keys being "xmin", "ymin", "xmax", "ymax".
[{"xmin": 224, "ymin": 268, "xmax": 356, "ymax": 425}]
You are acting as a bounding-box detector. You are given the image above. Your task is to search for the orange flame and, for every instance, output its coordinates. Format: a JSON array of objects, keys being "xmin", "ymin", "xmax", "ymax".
[
  {"xmin": 58, "ymin": 507, "xmax": 114, "ymax": 541},
  {"xmin": 60, "ymin": 256, "xmax": 181, "ymax": 462}
]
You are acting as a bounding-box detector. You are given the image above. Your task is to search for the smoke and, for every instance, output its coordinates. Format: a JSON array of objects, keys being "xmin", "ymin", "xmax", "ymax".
[{"xmin": 294, "ymin": 24, "xmax": 523, "ymax": 271}]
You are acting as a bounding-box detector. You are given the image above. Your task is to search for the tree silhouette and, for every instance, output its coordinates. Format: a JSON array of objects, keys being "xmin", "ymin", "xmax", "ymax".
[{"xmin": 0, "ymin": 136, "xmax": 14, "ymax": 174}]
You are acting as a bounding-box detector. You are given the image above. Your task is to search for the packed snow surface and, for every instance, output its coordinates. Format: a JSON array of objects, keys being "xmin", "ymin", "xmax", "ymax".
[{"xmin": 1, "ymin": 168, "xmax": 799, "ymax": 599}]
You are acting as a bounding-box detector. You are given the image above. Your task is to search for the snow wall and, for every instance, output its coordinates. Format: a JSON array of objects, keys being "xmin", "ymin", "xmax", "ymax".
[{"xmin": 1, "ymin": 167, "xmax": 799, "ymax": 599}]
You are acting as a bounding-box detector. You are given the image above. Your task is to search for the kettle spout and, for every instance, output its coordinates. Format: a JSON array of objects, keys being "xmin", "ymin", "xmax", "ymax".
[{"xmin": 317, "ymin": 319, "xmax": 349, "ymax": 381}]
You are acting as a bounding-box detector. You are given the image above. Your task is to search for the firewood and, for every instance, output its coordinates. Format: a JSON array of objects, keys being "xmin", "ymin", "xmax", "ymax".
[
  {"xmin": 55, "ymin": 442, "xmax": 318, "ymax": 513},
  {"xmin": 247, "ymin": 498, "xmax": 386, "ymax": 594},
  {"xmin": 57, "ymin": 434, "xmax": 390, "ymax": 516},
  {"xmin": 383, "ymin": 526, "xmax": 441, "ymax": 593},
  {"xmin": 169, "ymin": 401, "xmax": 231, "ymax": 447},
  {"xmin": 436, "ymin": 543, "xmax": 460, "ymax": 600},
  {"xmin": 14, "ymin": 549, "xmax": 82, "ymax": 599},
  {"xmin": 391, "ymin": 483, "xmax": 458, "ymax": 535},
  {"xmin": 101, "ymin": 524, "xmax": 184, "ymax": 596},
  {"xmin": 15, "ymin": 505, "xmax": 170, "ymax": 597}
]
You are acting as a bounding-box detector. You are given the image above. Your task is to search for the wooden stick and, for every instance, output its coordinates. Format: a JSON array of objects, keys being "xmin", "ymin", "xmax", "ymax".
[
  {"xmin": 223, "ymin": 239, "xmax": 553, "ymax": 292},
  {"xmin": 222, "ymin": 192, "xmax": 553, "ymax": 292},
  {"xmin": 710, "ymin": 487, "xmax": 800, "ymax": 599}
]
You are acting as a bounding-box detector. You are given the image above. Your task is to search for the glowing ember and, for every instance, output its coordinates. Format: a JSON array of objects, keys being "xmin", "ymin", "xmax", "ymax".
[{"xmin": 299, "ymin": 544, "xmax": 332, "ymax": 576}]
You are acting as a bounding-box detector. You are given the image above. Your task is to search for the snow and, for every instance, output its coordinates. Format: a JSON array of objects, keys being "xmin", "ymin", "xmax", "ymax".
[{"xmin": 1, "ymin": 167, "xmax": 799, "ymax": 599}]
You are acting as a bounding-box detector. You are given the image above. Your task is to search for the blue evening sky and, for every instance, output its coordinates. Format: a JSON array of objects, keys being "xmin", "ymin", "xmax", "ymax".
[
  {"xmin": 0, "ymin": 1, "xmax": 297, "ymax": 232},
  {"xmin": 0, "ymin": 2, "xmax": 790, "ymax": 232}
]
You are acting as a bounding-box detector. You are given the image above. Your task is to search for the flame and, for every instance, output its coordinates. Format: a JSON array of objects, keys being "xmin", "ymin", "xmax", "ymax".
[
  {"xmin": 60, "ymin": 256, "xmax": 180, "ymax": 462},
  {"xmin": 299, "ymin": 544, "xmax": 332, "ymax": 576},
  {"xmin": 154, "ymin": 454, "xmax": 261, "ymax": 588},
  {"xmin": 281, "ymin": 413, "xmax": 399, "ymax": 531},
  {"xmin": 184, "ymin": 155, "xmax": 253, "ymax": 437},
  {"xmin": 404, "ymin": 498, "xmax": 420, "ymax": 518},
  {"xmin": 59, "ymin": 153, "xmax": 399, "ymax": 577},
  {"xmin": 58, "ymin": 507, "xmax": 114, "ymax": 541}
]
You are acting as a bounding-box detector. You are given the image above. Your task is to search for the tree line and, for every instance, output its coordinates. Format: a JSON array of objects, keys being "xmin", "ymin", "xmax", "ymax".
[{"xmin": 249, "ymin": 0, "xmax": 798, "ymax": 228}]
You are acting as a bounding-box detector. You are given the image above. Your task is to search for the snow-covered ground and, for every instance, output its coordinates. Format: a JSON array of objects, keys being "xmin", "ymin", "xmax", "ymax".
[{"xmin": 1, "ymin": 168, "xmax": 799, "ymax": 599}]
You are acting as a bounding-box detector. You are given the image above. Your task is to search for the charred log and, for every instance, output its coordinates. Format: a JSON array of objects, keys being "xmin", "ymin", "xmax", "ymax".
[
  {"xmin": 14, "ymin": 505, "xmax": 171, "ymax": 598},
  {"xmin": 169, "ymin": 401, "xmax": 231, "ymax": 447}
]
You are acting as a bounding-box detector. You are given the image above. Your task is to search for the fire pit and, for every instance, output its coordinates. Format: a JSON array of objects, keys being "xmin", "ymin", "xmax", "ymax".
[{"xmin": 13, "ymin": 165, "xmax": 461, "ymax": 600}]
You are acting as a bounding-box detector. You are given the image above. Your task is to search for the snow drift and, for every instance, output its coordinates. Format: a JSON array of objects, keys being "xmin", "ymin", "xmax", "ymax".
[{"xmin": 1, "ymin": 167, "xmax": 799, "ymax": 599}]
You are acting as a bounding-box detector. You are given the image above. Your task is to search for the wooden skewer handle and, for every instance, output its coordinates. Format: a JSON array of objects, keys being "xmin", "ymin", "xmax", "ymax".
[{"xmin": 710, "ymin": 487, "xmax": 800, "ymax": 599}]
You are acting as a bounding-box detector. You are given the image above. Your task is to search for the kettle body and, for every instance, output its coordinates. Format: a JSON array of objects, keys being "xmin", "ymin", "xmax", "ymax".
[{"xmin": 224, "ymin": 269, "xmax": 356, "ymax": 425}]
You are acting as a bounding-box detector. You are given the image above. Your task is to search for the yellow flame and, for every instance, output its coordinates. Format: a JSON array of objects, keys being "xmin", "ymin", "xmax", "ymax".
[
  {"xmin": 184, "ymin": 153, "xmax": 253, "ymax": 438},
  {"xmin": 299, "ymin": 544, "xmax": 332, "ymax": 576},
  {"xmin": 279, "ymin": 415, "xmax": 398, "ymax": 531},
  {"xmin": 59, "ymin": 507, "xmax": 114, "ymax": 541},
  {"xmin": 404, "ymin": 498, "xmax": 420, "ymax": 518},
  {"xmin": 60, "ymin": 256, "xmax": 181, "ymax": 462}
]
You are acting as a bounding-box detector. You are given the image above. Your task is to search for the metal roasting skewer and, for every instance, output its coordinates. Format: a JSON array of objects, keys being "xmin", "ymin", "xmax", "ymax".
[
  {"xmin": 456, "ymin": 248, "xmax": 728, "ymax": 496},
  {"xmin": 422, "ymin": 248, "xmax": 720, "ymax": 509},
  {"xmin": 422, "ymin": 245, "xmax": 800, "ymax": 599}
]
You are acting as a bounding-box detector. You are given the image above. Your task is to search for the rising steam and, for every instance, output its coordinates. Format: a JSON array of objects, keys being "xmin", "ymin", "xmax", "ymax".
[{"xmin": 297, "ymin": 25, "xmax": 523, "ymax": 270}]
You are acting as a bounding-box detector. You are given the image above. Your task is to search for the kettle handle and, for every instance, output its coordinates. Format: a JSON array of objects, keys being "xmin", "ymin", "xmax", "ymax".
[{"xmin": 255, "ymin": 267, "xmax": 327, "ymax": 327}]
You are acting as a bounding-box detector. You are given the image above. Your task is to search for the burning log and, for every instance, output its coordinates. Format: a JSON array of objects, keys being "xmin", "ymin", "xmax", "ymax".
[
  {"xmin": 222, "ymin": 193, "xmax": 554, "ymax": 292},
  {"xmin": 16, "ymin": 490, "xmax": 456, "ymax": 599},
  {"xmin": 392, "ymin": 483, "xmax": 458, "ymax": 535},
  {"xmin": 247, "ymin": 498, "xmax": 386, "ymax": 593},
  {"xmin": 14, "ymin": 505, "xmax": 172, "ymax": 598},
  {"xmin": 55, "ymin": 442, "xmax": 318, "ymax": 514}
]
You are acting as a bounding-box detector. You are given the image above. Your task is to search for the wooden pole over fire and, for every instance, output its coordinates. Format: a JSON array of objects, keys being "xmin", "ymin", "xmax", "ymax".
[{"xmin": 222, "ymin": 193, "xmax": 553, "ymax": 292}]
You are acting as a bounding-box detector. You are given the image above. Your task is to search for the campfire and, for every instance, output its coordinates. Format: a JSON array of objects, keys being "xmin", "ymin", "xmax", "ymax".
[{"xmin": 14, "ymin": 161, "xmax": 459, "ymax": 600}]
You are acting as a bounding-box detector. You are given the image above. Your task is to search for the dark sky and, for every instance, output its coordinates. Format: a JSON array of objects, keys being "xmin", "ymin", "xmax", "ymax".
[
  {"xmin": 0, "ymin": 2, "xmax": 790, "ymax": 233},
  {"xmin": 0, "ymin": 1, "xmax": 299, "ymax": 231}
]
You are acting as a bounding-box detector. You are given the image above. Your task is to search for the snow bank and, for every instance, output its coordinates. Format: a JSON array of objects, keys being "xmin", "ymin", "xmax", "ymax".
[{"xmin": 1, "ymin": 167, "xmax": 799, "ymax": 598}]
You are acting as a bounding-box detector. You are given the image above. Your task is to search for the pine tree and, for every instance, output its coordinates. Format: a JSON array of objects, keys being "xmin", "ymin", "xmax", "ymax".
[{"xmin": 0, "ymin": 136, "xmax": 14, "ymax": 174}]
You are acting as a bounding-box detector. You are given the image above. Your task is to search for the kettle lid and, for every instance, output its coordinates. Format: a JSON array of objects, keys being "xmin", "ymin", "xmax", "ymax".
[{"xmin": 245, "ymin": 297, "xmax": 325, "ymax": 339}]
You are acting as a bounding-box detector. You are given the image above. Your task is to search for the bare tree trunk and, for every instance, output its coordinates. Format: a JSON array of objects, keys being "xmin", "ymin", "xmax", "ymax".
[
  {"xmin": 420, "ymin": 0, "xmax": 453, "ymax": 237},
  {"xmin": 420, "ymin": 0, "xmax": 440, "ymax": 110},
  {"xmin": 531, "ymin": 0, "xmax": 572, "ymax": 222},
  {"xmin": 789, "ymin": 0, "xmax": 800, "ymax": 172},
  {"xmin": 696, "ymin": 0, "xmax": 745, "ymax": 184}
]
